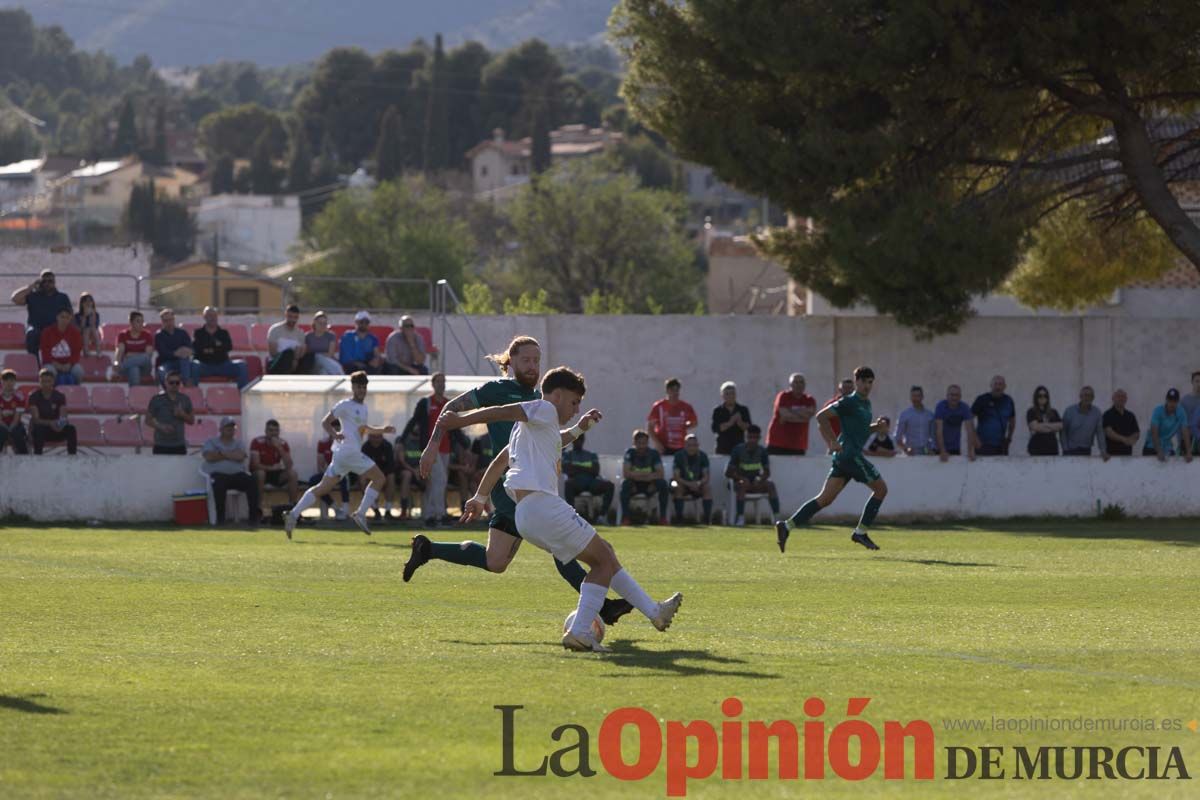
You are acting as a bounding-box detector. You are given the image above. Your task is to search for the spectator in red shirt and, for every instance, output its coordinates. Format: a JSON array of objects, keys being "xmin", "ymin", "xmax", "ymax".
[
  {"xmin": 767, "ymin": 372, "xmax": 818, "ymax": 455},
  {"xmin": 0, "ymin": 368, "xmax": 30, "ymax": 454},
  {"xmin": 39, "ymin": 308, "xmax": 84, "ymax": 386},
  {"xmin": 250, "ymin": 419, "xmax": 300, "ymax": 520},
  {"xmin": 647, "ymin": 377, "xmax": 697, "ymax": 456},
  {"xmin": 113, "ymin": 310, "xmax": 155, "ymax": 386},
  {"xmin": 823, "ymin": 378, "xmax": 855, "ymax": 443},
  {"xmin": 28, "ymin": 367, "xmax": 77, "ymax": 454},
  {"xmin": 401, "ymin": 371, "xmax": 451, "ymax": 525}
]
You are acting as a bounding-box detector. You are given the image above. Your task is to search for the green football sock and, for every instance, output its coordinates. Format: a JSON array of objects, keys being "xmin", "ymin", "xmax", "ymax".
[
  {"xmin": 859, "ymin": 495, "xmax": 884, "ymax": 529},
  {"xmin": 555, "ymin": 557, "xmax": 586, "ymax": 592},
  {"xmin": 430, "ymin": 541, "xmax": 488, "ymax": 570},
  {"xmin": 788, "ymin": 498, "xmax": 822, "ymax": 529}
]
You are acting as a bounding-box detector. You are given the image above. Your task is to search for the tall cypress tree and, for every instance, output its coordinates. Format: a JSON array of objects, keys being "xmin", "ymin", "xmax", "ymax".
[
  {"xmin": 530, "ymin": 93, "xmax": 551, "ymax": 175},
  {"xmin": 145, "ymin": 103, "xmax": 168, "ymax": 165},
  {"xmin": 422, "ymin": 33, "xmax": 450, "ymax": 172},
  {"xmin": 114, "ymin": 97, "xmax": 138, "ymax": 156},
  {"xmin": 286, "ymin": 123, "xmax": 312, "ymax": 192},
  {"xmin": 375, "ymin": 105, "xmax": 404, "ymax": 182},
  {"xmin": 211, "ymin": 154, "xmax": 235, "ymax": 194},
  {"xmin": 249, "ymin": 129, "xmax": 281, "ymax": 194}
]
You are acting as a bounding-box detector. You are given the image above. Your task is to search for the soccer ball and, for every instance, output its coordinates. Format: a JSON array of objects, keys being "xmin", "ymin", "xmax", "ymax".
[{"xmin": 563, "ymin": 611, "xmax": 606, "ymax": 643}]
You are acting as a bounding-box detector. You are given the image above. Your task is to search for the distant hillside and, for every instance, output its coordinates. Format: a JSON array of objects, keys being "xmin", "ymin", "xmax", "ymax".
[{"xmin": 14, "ymin": 0, "xmax": 618, "ymax": 66}]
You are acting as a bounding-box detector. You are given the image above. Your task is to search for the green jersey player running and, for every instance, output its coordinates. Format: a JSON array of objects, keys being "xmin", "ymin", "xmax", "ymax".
[
  {"xmin": 402, "ymin": 335, "xmax": 634, "ymax": 626},
  {"xmin": 776, "ymin": 366, "xmax": 890, "ymax": 552}
]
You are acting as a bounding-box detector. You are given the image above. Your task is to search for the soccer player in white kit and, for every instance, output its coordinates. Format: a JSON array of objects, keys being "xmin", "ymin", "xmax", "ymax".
[
  {"xmin": 284, "ymin": 371, "xmax": 396, "ymax": 539},
  {"xmin": 443, "ymin": 366, "xmax": 683, "ymax": 653}
]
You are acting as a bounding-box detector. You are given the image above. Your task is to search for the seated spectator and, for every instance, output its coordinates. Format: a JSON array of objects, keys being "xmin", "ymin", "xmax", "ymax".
[
  {"xmin": 866, "ymin": 419, "xmax": 897, "ymax": 458},
  {"xmin": 563, "ymin": 433, "xmax": 615, "ymax": 523},
  {"xmin": 28, "ymin": 367, "xmax": 77, "ymax": 455},
  {"xmin": 155, "ymin": 308, "xmax": 196, "ymax": 386},
  {"xmin": 113, "ymin": 310, "xmax": 154, "ymax": 387},
  {"xmin": 308, "ymin": 432, "xmax": 350, "ymax": 520},
  {"xmin": 468, "ymin": 432, "xmax": 494, "ymax": 494},
  {"xmin": 11, "ymin": 269, "xmax": 71, "ymax": 358},
  {"xmin": 1061, "ymin": 386, "xmax": 1107, "ymax": 459},
  {"xmin": 1143, "ymin": 388, "xmax": 1193, "ymax": 461},
  {"xmin": 361, "ymin": 431, "xmax": 397, "ymax": 521},
  {"xmin": 394, "ymin": 430, "xmax": 426, "ymax": 520},
  {"xmin": 75, "ymin": 292, "xmax": 102, "ymax": 357},
  {"xmin": 1026, "ymin": 385, "xmax": 1062, "ymax": 456},
  {"xmin": 39, "ymin": 308, "xmax": 83, "ymax": 386},
  {"xmin": 145, "ymin": 370, "xmax": 195, "ymax": 455},
  {"xmin": 620, "ymin": 429, "xmax": 669, "ymax": 525},
  {"xmin": 725, "ymin": 424, "xmax": 780, "ymax": 526},
  {"xmin": 1103, "ymin": 389, "xmax": 1140, "ymax": 457},
  {"xmin": 250, "ymin": 419, "xmax": 300, "ymax": 519},
  {"xmin": 201, "ymin": 417, "xmax": 259, "ymax": 527},
  {"xmin": 339, "ymin": 311, "xmax": 384, "ymax": 374},
  {"xmin": 767, "ymin": 372, "xmax": 816, "ymax": 455},
  {"xmin": 972, "ymin": 375, "xmax": 1015, "ymax": 455},
  {"xmin": 647, "ymin": 377, "xmax": 697, "ymax": 456},
  {"xmin": 0, "ymin": 368, "xmax": 30, "ymax": 454},
  {"xmin": 711, "ymin": 381, "xmax": 750, "ymax": 455},
  {"xmin": 895, "ymin": 386, "xmax": 935, "ymax": 455},
  {"xmin": 306, "ymin": 311, "xmax": 343, "ymax": 375},
  {"xmin": 385, "ymin": 315, "xmax": 429, "ymax": 375},
  {"xmin": 446, "ymin": 429, "xmax": 473, "ymax": 514},
  {"xmin": 1184, "ymin": 371, "xmax": 1200, "ymax": 455},
  {"xmin": 266, "ymin": 304, "xmax": 311, "ymax": 374},
  {"xmin": 935, "ymin": 384, "xmax": 978, "ymax": 461},
  {"xmin": 671, "ymin": 433, "xmax": 713, "ymax": 523},
  {"xmin": 192, "ymin": 306, "xmax": 250, "ymax": 388}
]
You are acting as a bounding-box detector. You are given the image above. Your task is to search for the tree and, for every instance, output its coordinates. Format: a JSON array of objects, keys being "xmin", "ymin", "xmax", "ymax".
[
  {"xmin": 445, "ymin": 42, "xmax": 491, "ymax": 167},
  {"xmin": 249, "ymin": 129, "xmax": 282, "ymax": 194},
  {"xmin": 503, "ymin": 289, "xmax": 557, "ymax": 315},
  {"xmin": 529, "ymin": 96, "xmax": 551, "ymax": 175},
  {"xmin": 480, "ymin": 39, "xmax": 565, "ymax": 138},
  {"xmin": 145, "ymin": 103, "xmax": 167, "ymax": 165},
  {"xmin": 615, "ymin": 0, "xmax": 1200, "ymax": 335},
  {"xmin": 197, "ymin": 103, "xmax": 286, "ymax": 159},
  {"xmin": 114, "ymin": 96, "xmax": 138, "ymax": 156},
  {"xmin": 295, "ymin": 47, "xmax": 383, "ymax": 168},
  {"xmin": 422, "ymin": 34, "xmax": 450, "ymax": 172},
  {"xmin": 610, "ymin": 134, "xmax": 676, "ymax": 190},
  {"xmin": 505, "ymin": 159, "xmax": 700, "ymax": 313},
  {"xmin": 460, "ymin": 281, "xmax": 497, "ymax": 314},
  {"xmin": 211, "ymin": 155, "xmax": 235, "ymax": 195},
  {"xmin": 122, "ymin": 181, "xmax": 194, "ymax": 262},
  {"xmin": 375, "ymin": 106, "xmax": 404, "ymax": 183},
  {"xmin": 286, "ymin": 122, "xmax": 313, "ymax": 193},
  {"xmin": 299, "ymin": 176, "xmax": 474, "ymax": 309}
]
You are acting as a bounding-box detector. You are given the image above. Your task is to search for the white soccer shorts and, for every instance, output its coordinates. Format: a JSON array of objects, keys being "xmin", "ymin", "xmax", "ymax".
[
  {"xmin": 513, "ymin": 490, "xmax": 597, "ymax": 564},
  {"xmin": 325, "ymin": 446, "xmax": 377, "ymax": 479}
]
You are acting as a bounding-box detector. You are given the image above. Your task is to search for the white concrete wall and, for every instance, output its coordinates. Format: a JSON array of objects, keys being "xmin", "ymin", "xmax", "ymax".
[
  {"xmin": 196, "ymin": 195, "xmax": 301, "ymax": 266},
  {"xmin": 1, "ymin": 452, "xmax": 1195, "ymax": 522}
]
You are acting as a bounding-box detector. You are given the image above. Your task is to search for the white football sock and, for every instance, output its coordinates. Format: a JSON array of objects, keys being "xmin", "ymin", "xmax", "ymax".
[
  {"xmin": 609, "ymin": 569, "xmax": 659, "ymax": 620},
  {"xmin": 568, "ymin": 582, "xmax": 607, "ymax": 638},
  {"xmin": 357, "ymin": 486, "xmax": 380, "ymax": 517},
  {"xmin": 291, "ymin": 487, "xmax": 319, "ymax": 517}
]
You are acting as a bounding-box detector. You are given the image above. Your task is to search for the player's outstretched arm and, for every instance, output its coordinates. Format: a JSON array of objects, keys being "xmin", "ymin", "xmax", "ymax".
[
  {"xmin": 439, "ymin": 403, "xmax": 528, "ymax": 431},
  {"xmin": 420, "ymin": 390, "xmax": 479, "ymax": 478},
  {"xmin": 460, "ymin": 446, "xmax": 511, "ymax": 524},
  {"xmin": 559, "ymin": 408, "xmax": 602, "ymax": 445}
]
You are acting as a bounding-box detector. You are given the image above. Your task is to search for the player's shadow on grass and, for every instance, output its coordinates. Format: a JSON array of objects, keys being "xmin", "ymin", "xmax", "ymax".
[
  {"xmin": 0, "ymin": 694, "xmax": 67, "ymax": 715},
  {"xmin": 878, "ymin": 557, "xmax": 1008, "ymax": 568},
  {"xmin": 599, "ymin": 641, "xmax": 779, "ymax": 680}
]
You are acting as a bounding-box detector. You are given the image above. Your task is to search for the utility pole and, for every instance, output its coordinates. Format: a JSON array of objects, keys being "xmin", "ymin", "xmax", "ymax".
[{"xmin": 212, "ymin": 231, "xmax": 220, "ymax": 308}]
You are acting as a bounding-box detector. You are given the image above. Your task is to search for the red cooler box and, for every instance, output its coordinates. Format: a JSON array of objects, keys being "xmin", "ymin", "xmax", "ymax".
[{"xmin": 174, "ymin": 491, "xmax": 208, "ymax": 525}]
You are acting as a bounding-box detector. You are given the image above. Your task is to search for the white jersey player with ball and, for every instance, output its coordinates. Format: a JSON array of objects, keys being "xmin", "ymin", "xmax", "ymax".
[
  {"xmin": 285, "ymin": 370, "xmax": 395, "ymax": 539},
  {"xmin": 440, "ymin": 365, "xmax": 683, "ymax": 653}
]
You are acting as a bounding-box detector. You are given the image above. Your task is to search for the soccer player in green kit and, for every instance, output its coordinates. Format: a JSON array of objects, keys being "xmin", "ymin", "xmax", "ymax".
[
  {"xmin": 776, "ymin": 366, "xmax": 890, "ymax": 552},
  {"xmin": 402, "ymin": 335, "xmax": 634, "ymax": 625}
]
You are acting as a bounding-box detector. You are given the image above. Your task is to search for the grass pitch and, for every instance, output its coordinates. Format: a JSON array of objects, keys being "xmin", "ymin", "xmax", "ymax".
[{"xmin": 1, "ymin": 519, "xmax": 1198, "ymax": 799}]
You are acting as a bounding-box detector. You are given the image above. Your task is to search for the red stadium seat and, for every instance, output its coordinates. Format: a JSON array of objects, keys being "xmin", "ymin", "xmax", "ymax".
[
  {"xmin": 249, "ymin": 323, "xmax": 270, "ymax": 352},
  {"xmin": 18, "ymin": 383, "xmax": 38, "ymax": 399},
  {"xmin": 226, "ymin": 324, "xmax": 251, "ymax": 351},
  {"xmin": 330, "ymin": 324, "xmax": 352, "ymax": 339},
  {"xmin": 0, "ymin": 322, "xmax": 25, "ymax": 349},
  {"xmin": 80, "ymin": 355, "xmax": 109, "ymax": 382},
  {"xmin": 102, "ymin": 417, "xmax": 145, "ymax": 447},
  {"xmin": 129, "ymin": 385, "xmax": 158, "ymax": 413},
  {"xmin": 414, "ymin": 326, "xmax": 438, "ymax": 356},
  {"xmin": 183, "ymin": 386, "xmax": 207, "ymax": 414},
  {"xmin": 60, "ymin": 384, "xmax": 91, "ymax": 412},
  {"xmin": 100, "ymin": 324, "xmax": 122, "ymax": 350},
  {"xmin": 186, "ymin": 417, "xmax": 218, "ymax": 448},
  {"xmin": 74, "ymin": 417, "xmax": 105, "ymax": 448},
  {"xmin": 369, "ymin": 325, "xmax": 393, "ymax": 345},
  {"xmin": 244, "ymin": 355, "xmax": 263, "ymax": 383},
  {"xmin": 91, "ymin": 385, "xmax": 129, "ymax": 414},
  {"xmin": 206, "ymin": 386, "xmax": 241, "ymax": 415},
  {"xmin": 2, "ymin": 353, "xmax": 39, "ymax": 381}
]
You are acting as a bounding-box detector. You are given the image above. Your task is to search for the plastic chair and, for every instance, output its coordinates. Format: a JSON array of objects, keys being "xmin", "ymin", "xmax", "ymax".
[
  {"xmin": 414, "ymin": 326, "xmax": 438, "ymax": 358},
  {"xmin": 206, "ymin": 386, "xmax": 241, "ymax": 415},
  {"xmin": 103, "ymin": 417, "xmax": 145, "ymax": 448},
  {"xmin": 0, "ymin": 322, "xmax": 25, "ymax": 349},
  {"xmin": 187, "ymin": 417, "xmax": 218, "ymax": 448},
  {"xmin": 2, "ymin": 353, "xmax": 39, "ymax": 381},
  {"xmin": 80, "ymin": 355, "xmax": 109, "ymax": 382},
  {"xmin": 74, "ymin": 417, "xmax": 105, "ymax": 448},
  {"xmin": 91, "ymin": 385, "xmax": 129, "ymax": 414},
  {"xmin": 100, "ymin": 324, "xmax": 123, "ymax": 350},
  {"xmin": 60, "ymin": 384, "xmax": 91, "ymax": 412},
  {"xmin": 249, "ymin": 323, "xmax": 270, "ymax": 353},
  {"xmin": 183, "ymin": 386, "xmax": 208, "ymax": 414},
  {"xmin": 226, "ymin": 324, "xmax": 251, "ymax": 351},
  {"xmin": 727, "ymin": 478, "xmax": 770, "ymax": 525},
  {"xmin": 129, "ymin": 385, "xmax": 158, "ymax": 413},
  {"xmin": 244, "ymin": 356, "xmax": 263, "ymax": 383},
  {"xmin": 198, "ymin": 465, "xmax": 248, "ymax": 525}
]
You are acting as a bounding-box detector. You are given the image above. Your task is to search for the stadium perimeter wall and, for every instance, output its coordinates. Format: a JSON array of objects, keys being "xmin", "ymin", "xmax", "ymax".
[
  {"xmin": 2, "ymin": 453, "xmax": 1196, "ymax": 523},
  {"xmin": 437, "ymin": 315, "xmax": 1199, "ymax": 457}
]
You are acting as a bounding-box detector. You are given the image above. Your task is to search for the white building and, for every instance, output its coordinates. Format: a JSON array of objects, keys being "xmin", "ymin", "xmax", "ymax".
[
  {"xmin": 466, "ymin": 124, "xmax": 623, "ymax": 198},
  {"xmin": 196, "ymin": 194, "xmax": 301, "ymax": 267}
]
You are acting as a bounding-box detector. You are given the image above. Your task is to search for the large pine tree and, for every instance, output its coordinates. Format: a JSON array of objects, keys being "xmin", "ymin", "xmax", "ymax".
[{"xmin": 422, "ymin": 34, "xmax": 450, "ymax": 173}]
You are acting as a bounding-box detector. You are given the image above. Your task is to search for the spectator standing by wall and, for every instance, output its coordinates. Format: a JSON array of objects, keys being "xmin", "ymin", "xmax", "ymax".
[
  {"xmin": 28, "ymin": 368, "xmax": 77, "ymax": 455},
  {"xmin": 1102, "ymin": 389, "xmax": 1140, "ymax": 457},
  {"xmin": 385, "ymin": 315, "xmax": 429, "ymax": 375},
  {"xmin": 971, "ymin": 375, "xmax": 1016, "ymax": 456},
  {"xmin": 620, "ymin": 429, "xmax": 669, "ymax": 525},
  {"xmin": 339, "ymin": 311, "xmax": 384, "ymax": 374},
  {"xmin": 935, "ymin": 384, "xmax": 977, "ymax": 461},
  {"xmin": 266, "ymin": 305, "xmax": 311, "ymax": 374},
  {"xmin": 1025, "ymin": 385, "xmax": 1062, "ymax": 456},
  {"xmin": 155, "ymin": 309, "xmax": 196, "ymax": 386},
  {"xmin": 671, "ymin": 433, "xmax": 713, "ymax": 523},
  {"xmin": 145, "ymin": 369, "xmax": 194, "ymax": 455},
  {"xmin": 74, "ymin": 292, "xmax": 102, "ymax": 357},
  {"xmin": 895, "ymin": 386, "xmax": 935, "ymax": 455},
  {"xmin": 647, "ymin": 377, "xmax": 697, "ymax": 456},
  {"xmin": 767, "ymin": 373, "xmax": 816, "ymax": 456},
  {"xmin": 1143, "ymin": 388, "xmax": 1193, "ymax": 461},
  {"xmin": 113, "ymin": 310, "xmax": 154, "ymax": 387},
  {"xmin": 39, "ymin": 308, "xmax": 84, "ymax": 386},
  {"xmin": 710, "ymin": 381, "xmax": 750, "ymax": 455},
  {"xmin": 201, "ymin": 417, "xmax": 259, "ymax": 527},
  {"xmin": 563, "ymin": 433, "xmax": 615, "ymax": 523},
  {"xmin": 192, "ymin": 306, "xmax": 250, "ymax": 388},
  {"xmin": 305, "ymin": 311, "xmax": 342, "ymax": 375},
  {"xmin": 1061, "ymin": 386, "xmax": 1107, "ymax": 459},
  {"xmin": 11, "ymin": 270, "xmax": 71, "ymax": 358},
  {"xmin": 725, "ymin": 424, "xmax": 780, "ymax": 526},
  {"xmin": 0, "ymin": 369, "xmax": 29, "ymax": 454}
]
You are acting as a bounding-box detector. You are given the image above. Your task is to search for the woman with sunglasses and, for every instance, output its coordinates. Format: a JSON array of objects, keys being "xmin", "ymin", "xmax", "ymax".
[{"xmin": 1026, "ymin": 385, "xmax": 1063, "ymax": 456}]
